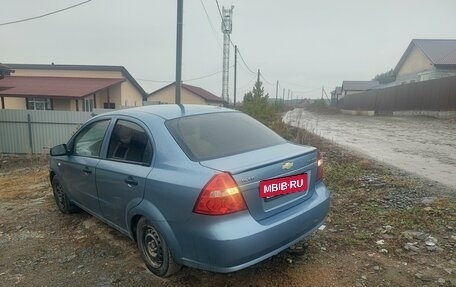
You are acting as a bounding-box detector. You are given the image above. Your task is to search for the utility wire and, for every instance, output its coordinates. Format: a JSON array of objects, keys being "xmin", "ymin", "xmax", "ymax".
[
  {"xmin": 184, "ymin": 65, "xmax": 234, "ymax": 82},
  {"xmin": 184, "ymin": 70, "xmax": 223, "ymax": 82},
  {"xmin": 237, "ymin": 48, "xmax": 256, "ymax": 75},
  {"xmin": 0, "ymin": 0, "xmax": 93, "ymax": 26},
  {"xmin": 215, "ymin": 0, "xmax": 224, "ymax": 22},
  {"xmin": 199, "ymin": 0, "xmax": 223, "ymax": 49},
  {"xmin": 260, "ymin": 73, "xmax": 275, "ymax": 86},
  {"xmin": 137, "ymin": 66, "xmax": 234, "ymax": 83}
]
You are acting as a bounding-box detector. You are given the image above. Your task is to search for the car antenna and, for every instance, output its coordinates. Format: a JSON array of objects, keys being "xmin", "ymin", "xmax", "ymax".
[{"xmin": 177, "ymin": 104, "xmax": 185, "ymax": 116}]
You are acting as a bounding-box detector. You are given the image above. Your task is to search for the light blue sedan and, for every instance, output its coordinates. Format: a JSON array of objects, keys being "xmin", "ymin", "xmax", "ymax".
[{"xmin": 49, "ymin": 104, "xmax": 330, "ymax": 277}]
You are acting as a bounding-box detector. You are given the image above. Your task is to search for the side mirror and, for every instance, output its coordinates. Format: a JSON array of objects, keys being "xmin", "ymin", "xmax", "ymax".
[{"xmin": 50, "ymin": 144, "xmax": 68, "ymax": 156}]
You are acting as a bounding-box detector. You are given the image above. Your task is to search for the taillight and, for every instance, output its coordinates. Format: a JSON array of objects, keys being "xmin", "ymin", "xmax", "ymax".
[
  {"xmin": 317, "ymin": 151, "xmax": 323, "ymax": 181},
  {"xmin": 193, "ymin": 173, "xmax": 247, "ymax": 215}
]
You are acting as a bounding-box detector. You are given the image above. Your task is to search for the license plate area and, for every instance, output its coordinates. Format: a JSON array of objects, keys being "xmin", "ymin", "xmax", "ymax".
[{"xmin": 259, "ymin": 173, "xmax": 308, "ymax": 198}]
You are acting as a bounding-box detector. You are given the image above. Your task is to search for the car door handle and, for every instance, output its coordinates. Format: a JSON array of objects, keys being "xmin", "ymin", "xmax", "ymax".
[
  {"xmin": 82, "ymin": 167, "xmax": 92, "ymax": 175},
  {"xmin": 124, "ymin": 177, "xmax": 138, "ymax": 187}
]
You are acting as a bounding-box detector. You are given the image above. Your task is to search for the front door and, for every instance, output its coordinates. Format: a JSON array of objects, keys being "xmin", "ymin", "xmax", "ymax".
[{"xmin": 63, "ymin": 119, "xmax": 110, "ymax": 214}]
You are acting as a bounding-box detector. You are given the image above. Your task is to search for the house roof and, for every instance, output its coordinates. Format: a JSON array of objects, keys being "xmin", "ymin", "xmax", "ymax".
[
  {"xmin": 149, "ymin": 82, "xmax": 225, "ymax": 103},
  {"xmin": 5, "ymin": 63, "xmax": 147, "ymax": 98},
  {"xmin": 341, "ymin": 81, "xmax": 379, "ymax": 91},
  {"xmin": 335, "ymin": 86, "xmax": 342, "ymax": 94},
  {"xmin": 394, "ymin": 39, "xmax": 456, "ymax": 74},
  {"xmin": 0, "ymin": 76, "xmax": 125, "ymax": 98},
  {"xmin": 182, "ymin": 84, "xmax": 225, "ymax": 103}
]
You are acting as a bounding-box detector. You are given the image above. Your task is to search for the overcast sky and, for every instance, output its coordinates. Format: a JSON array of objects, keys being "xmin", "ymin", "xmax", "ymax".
[{"xmin": 1, "ymin": 0, "xmax": 456, "ymax": 100}]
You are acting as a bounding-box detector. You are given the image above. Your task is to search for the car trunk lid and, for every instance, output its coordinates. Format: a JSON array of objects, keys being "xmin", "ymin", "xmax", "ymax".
[{"xmin": 199, "ymin": 142, "xmax": 318, "ymax": 221}]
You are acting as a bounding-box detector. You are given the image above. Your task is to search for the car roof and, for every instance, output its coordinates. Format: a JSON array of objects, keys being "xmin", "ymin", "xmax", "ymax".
[{"xmin": 96, "ymin": 104, "xmax": 234, "ymax": 120}]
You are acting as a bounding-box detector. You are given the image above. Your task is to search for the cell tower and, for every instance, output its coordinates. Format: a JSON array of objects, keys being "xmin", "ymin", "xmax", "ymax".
[{"xmin": 221, "ymin": 5, "xmax": 234, "ymax": 102}]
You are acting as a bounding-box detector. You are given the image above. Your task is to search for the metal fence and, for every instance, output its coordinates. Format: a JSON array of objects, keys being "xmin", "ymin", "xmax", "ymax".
[
  {"xmin": 341, "ymin": 75, "xmax": 456, "ymax": 113},
  {"xmin": 0, "ymin": 110, "xmax": 92, "ymax": 154}
]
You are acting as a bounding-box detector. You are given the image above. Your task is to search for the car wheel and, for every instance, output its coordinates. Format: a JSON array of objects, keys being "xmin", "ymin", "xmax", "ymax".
[
  {"xmin": 136, "ymin": 217, "xmax": 182, "ymax": 277},
  {"xmin": 52, "ymin": 177, "xmax": 80, "ymax": 214}
]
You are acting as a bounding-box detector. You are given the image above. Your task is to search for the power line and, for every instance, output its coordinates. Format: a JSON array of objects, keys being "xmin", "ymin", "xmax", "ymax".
[
  {"xmin": 237, "ymin": 48, "xmax": 256, "ymax": 75},
  {"xmin": 199, "ymin": 0, "xmax": 223, "ymax": 49},
  {"xmin": 137, "ymin": 66, "xmax": 234, "ymax": 83},
  {"xmin": 260, "ymin": 73, "xmax": 275, "ymax": 86},
  {"xmin": 184, "ymin": 70, "xmax": 223, "ymax": 82},
  {"xmin": 215, "ymin": 0, "xmax": 224, "ymax": 22},
  {"xmin": 0, "ymin": 0, "xmax": 93, "ymax": 26},
  {"xmin": 184, "ymin": 65, "xmax": 234, "ymax": 82}
]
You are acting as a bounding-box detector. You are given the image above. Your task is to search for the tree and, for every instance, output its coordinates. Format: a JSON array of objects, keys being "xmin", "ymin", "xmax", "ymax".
[
  {"xmin": 240, "ymin": 78, "xmax": 277, "ymax": 125},
  {"xmin": 373, "ymin": 69, "xmax": 396, "ymax": 84}
]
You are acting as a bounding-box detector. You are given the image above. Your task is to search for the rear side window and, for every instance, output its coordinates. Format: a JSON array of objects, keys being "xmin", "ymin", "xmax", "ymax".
[
  {"xmin": 165, "ymin": 112, "xmax": 286, "ymax": 161},
  {"xmin": 107, "ymin": 120, "xmax": 153, "ymax": 164}
]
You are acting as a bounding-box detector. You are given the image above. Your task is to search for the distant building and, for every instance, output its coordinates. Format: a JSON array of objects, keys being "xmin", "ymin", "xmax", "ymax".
[
  {"xmin": 330, "ymin": 86, "xmax": 342, "ymax": 105},
  {"xmin": 340, "ymin": 81, "xmax": 379, "ymax": 98},
  {"xmin": 0, "ymin": 64, "xmax": 147, "ymax": 111},
  {"xmin": 394, "ymin": 39, "xmax": 456, "ymax": 84},
  {"xmin": 147, "ymin": 82, "xmax": 226, "ymax": 106}
]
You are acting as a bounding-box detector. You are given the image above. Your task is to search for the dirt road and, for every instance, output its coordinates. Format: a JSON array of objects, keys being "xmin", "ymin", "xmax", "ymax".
[{"xmin": 284, "ymin": 109, "xmax": 456, "ymax": 190}]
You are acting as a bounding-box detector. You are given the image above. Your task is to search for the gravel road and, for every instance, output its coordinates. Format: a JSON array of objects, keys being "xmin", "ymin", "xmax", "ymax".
[{"xmin": 284, "ymin": 109, "xmax": 456, "ymax": 190}]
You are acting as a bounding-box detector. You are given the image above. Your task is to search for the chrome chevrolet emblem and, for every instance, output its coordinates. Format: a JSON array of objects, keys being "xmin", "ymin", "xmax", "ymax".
[{"xmin": 282, "ymin": 161, "xmax": 294, "ymax": 170}]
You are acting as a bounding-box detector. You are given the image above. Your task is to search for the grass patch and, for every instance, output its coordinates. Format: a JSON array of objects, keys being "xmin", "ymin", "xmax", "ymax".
[{"xmin": 323, "ymin": 162, "xmax": 363, "ymax": 191}]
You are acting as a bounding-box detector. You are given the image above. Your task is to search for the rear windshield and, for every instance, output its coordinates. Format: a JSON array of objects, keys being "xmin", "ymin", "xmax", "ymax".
[{"xmin": 165, "ymin": 112, "xmax": 286, "ymax": 161}]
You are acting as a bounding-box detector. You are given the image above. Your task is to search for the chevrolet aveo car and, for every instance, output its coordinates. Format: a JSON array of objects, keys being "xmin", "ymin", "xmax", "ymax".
[{"xmin": 49, "ymin": 104, "xmax": 330, "ymax": 277}]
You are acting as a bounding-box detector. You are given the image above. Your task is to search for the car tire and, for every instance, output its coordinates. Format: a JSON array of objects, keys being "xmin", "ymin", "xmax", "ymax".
[
  {"xmin": 136, "ymin": 217, "xmax": 182, "ymax": 277},
  {"xmin": 51, "ymin": 177, "xmax": 80, "ymax": 214}
]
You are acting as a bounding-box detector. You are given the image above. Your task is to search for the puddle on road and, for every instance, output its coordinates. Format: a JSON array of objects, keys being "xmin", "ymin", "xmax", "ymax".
[{"xmin": 284, "ymin": 109, "xmax": 456, "ymax": 190}]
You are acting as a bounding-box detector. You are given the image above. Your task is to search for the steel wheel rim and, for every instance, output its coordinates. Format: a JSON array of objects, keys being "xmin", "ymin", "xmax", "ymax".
[{"xmin": 143, "ymin": 226, "xmax": 164, "ymax": 268}]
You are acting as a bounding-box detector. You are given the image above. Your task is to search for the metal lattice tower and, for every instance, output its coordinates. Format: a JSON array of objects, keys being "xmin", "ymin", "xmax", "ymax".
[{"xmin": 221, "ymin": 5, "xmax": 234, "ymax": 102}]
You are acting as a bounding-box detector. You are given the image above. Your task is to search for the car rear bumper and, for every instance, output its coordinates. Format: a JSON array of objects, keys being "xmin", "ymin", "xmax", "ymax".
[{"xmin": 173, "ymin": 182, "xmax": 330, "ymax": 273}]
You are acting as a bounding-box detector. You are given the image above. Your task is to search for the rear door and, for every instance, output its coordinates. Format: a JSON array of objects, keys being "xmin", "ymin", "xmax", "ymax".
[{"xmin": 96, "ymin": 119, "xmax": 152, "ymax": 230}]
